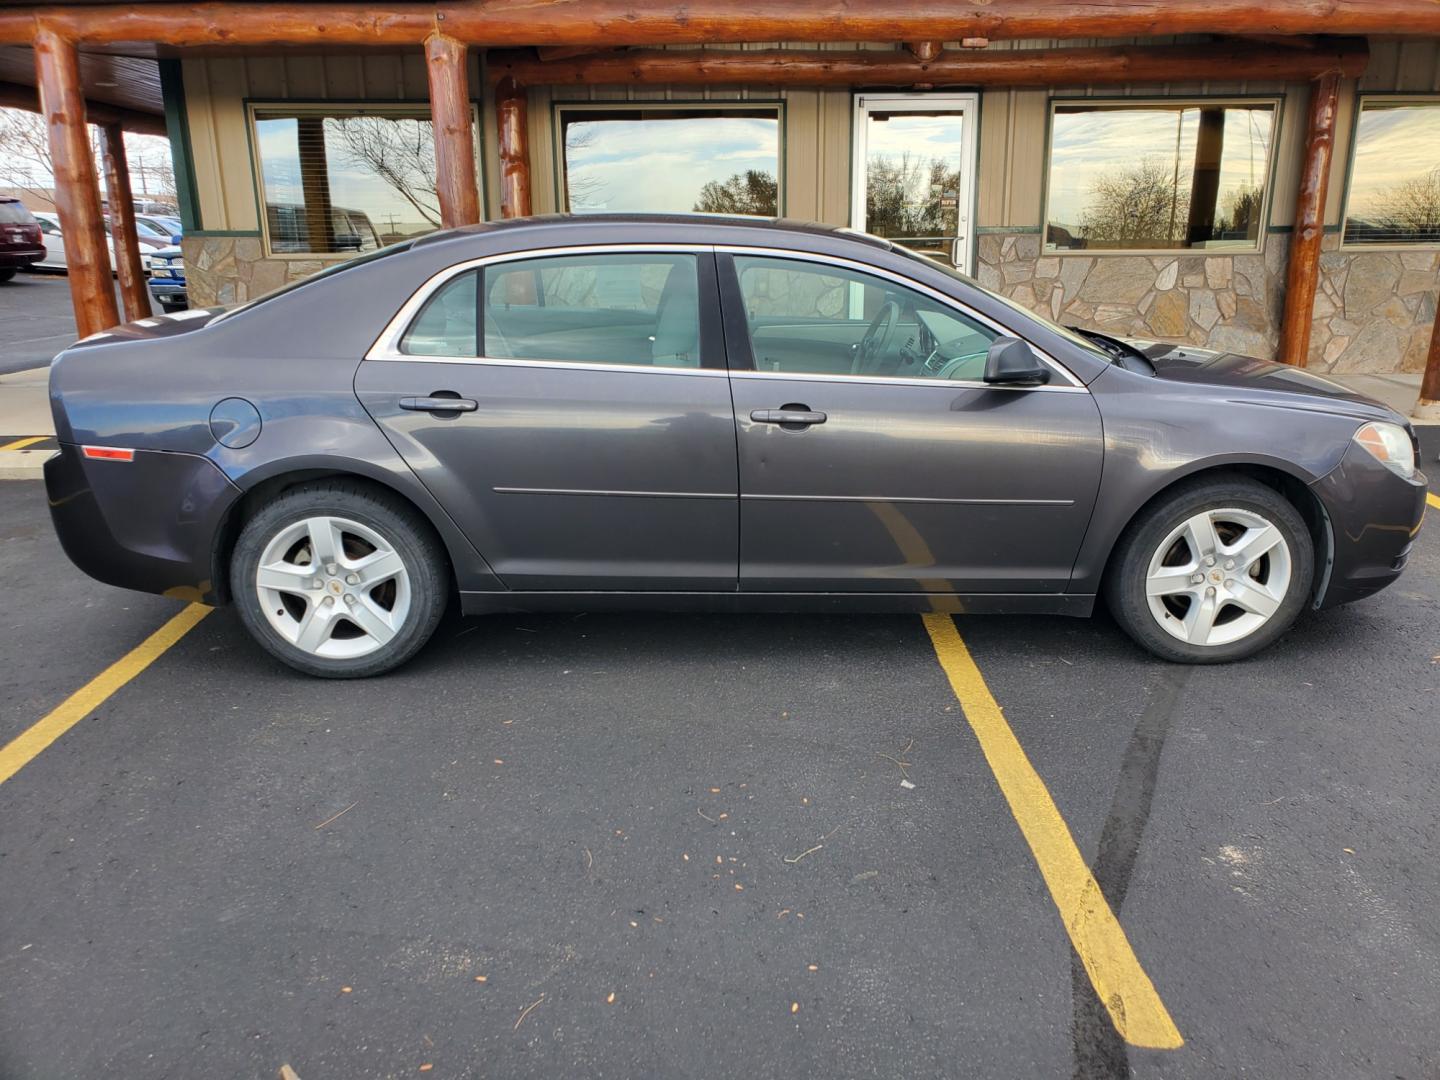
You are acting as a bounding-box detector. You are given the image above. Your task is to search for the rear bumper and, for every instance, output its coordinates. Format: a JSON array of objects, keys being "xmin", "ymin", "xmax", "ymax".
[
  {"xmin": 44, "ymin": 442, "xmax": 241, "ymax": 604},
  {"xmin": 0, "ymin": 249, "xmax": 43, "ymax": 267},
  {"xmin": 1310, "ymin": 441, "xmax": 1428, "ymax": 608}
]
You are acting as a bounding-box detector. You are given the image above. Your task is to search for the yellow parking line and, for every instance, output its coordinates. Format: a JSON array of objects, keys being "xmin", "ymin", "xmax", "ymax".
[
  {"xmin": 0, "ymin": 436, "xmax": 47, "ymax": 452},
  {"xmin": 1427, "ymin": 492, "xmax": 1440, "ymax": 513},
  {"xmin": 0, "ymin": 603, "xmax": 210, "ymax": 787},
  {"xmin": 921, "ymin": 613, "xmax": 1183, "ymax": 1050}
]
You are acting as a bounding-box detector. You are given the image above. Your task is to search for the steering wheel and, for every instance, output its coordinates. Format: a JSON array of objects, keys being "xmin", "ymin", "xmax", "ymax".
[{"xmin": 851, "ymin": 300, "xmax": 901, "ymax": 376}]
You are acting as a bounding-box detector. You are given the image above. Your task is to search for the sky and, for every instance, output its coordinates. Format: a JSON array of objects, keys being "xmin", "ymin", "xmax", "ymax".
[
  {"xmin": 0, "ymin": 108, "xmax": 174, "ymax": 199},
  {"xmin": 1046, "ymin": 105, "xmax": 1274, "ymax": 231},
  {"xmin": 1346, "ymin": 103, "xmax": 1440, "ymax": 217},
  {"xmin": 562, "ymin": 114, "xmax": 779, "ymax": 213}
]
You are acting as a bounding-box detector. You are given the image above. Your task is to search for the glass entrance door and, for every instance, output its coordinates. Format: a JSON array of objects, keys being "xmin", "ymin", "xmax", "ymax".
[{"xmin": 852, "ymin": 94, "xmax": 979, "ymax": 273}]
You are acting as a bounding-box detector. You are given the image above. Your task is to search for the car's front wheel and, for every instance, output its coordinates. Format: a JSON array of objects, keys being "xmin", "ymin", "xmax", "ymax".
[
  {"xmin": 1105, "ymin": 476, "xmax": 1315, "ymax": 663},
  {"xmin": 230, "ymin": 481, "xmax": 449, "ymax": 677}
]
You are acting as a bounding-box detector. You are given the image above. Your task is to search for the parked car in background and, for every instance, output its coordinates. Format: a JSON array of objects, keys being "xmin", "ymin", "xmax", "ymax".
[
  {"xmin": 33, "ymin": 211, "xmax": 164, "ymax": 275},
  {"xmin": 146, "ymin": 246, "xmax": 186, "ymax": 312},
  {"xmin": 137, "ymin": 214, "xmax": 183, "ymax": 244},
  {"xmin": 0, "ymin": 197, "xmax": 45, "ymax": 281},
  {"xmin": 42, "ymin": 216, "xmax": 1428, "ymax": 678},
  {"xmin": 265, "ymin": 202, "xmax": 382, "ymax": 254}
]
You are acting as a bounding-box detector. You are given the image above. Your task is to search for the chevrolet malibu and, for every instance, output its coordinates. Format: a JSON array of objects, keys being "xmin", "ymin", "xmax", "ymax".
[{"xmin": 44, "ymin": 216, "xmax": 1427, "ymax": 677}]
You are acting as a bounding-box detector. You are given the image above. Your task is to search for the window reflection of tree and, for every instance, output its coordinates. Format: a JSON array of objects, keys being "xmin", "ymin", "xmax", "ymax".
[
  {"xmin": 333, "ymin": 116, "xmax": 441, "ymax": 232},
  {"xmin": 865, "ymin": 152, "xmax": 962, "ymax": 238}
]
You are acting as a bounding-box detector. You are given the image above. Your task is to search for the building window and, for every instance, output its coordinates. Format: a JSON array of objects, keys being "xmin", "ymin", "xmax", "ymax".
[
  {"xmin": 1343, "ymin": 97, "xmax": 1440, "ymax": 246},
  {"xmin": 1044, "ymin": 99, "xmax": 1278, "ymax": 253},
  {"xmin": 251, "ymin": 104, "xmax": 478, "ymax": 255},
  {"xmin": 558, "ymin": 105, "xmax": 781, "ymax": 216}
]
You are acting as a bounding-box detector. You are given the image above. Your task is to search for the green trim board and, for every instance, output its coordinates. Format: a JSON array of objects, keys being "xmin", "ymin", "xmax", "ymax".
[{"xmin": 159, "ymin": 59, "xmax": 202, "ymax": 233}]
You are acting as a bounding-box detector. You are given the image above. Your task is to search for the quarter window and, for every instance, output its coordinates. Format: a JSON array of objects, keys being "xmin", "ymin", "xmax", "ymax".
[
  {"xmin": 1044, "ymin": 100, "xmax": 1277, "ymax": 252},
  {"xmin": 1343, "ymin": 98, "xmax": 1440, "ymax": 245},
  {"xmin": 400, "ymin": 271, "xmax": 477, "ymax": 357},
  {"xmin": 733, "ymin": 255, "xmax": 1000, "ymax": 381},
  {"xmin": 484, "ymin": 253, "xmax": 703, "ymax": 367}
]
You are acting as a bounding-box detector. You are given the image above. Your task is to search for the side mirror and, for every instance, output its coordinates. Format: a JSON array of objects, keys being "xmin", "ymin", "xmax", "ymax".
[{"xmin": 983, "ymin": 337, "xmax": 1050, "ymax": 385}]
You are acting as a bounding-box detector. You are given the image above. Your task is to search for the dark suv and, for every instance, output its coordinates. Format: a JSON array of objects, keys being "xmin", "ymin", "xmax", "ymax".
[{"xmin": 0, "ymin": 197, "xmax": 44, "ymax": 281}]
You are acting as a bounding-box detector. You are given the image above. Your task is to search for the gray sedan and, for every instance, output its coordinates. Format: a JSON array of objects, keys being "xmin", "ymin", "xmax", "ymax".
[{"xmin": 44, "ymin": 216, "xmax": 1428, "ymax": 676}]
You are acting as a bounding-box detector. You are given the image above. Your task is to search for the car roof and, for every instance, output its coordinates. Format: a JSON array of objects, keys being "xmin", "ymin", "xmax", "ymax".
[{"xmin": 411, "ymin": 213, "xmax": 893, "ymax": 252}]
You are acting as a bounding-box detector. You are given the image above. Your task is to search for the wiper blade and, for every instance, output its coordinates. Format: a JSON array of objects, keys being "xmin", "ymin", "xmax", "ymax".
[{"xmin": 1067, "ymin": 327, "xmax": 1156, "ymax": 374}]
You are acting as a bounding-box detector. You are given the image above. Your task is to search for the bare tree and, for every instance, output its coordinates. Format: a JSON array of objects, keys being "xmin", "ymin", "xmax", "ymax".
[
  {"xmin": 1215, "ymin": 183, "xmax": 1262, "ymax": 241},
  {"xmin": 865, "ymin": 153, "xmax": 961, "ymax": 236},
  {"xmin": 562, "ymin": 124, "xmax": 606, "ymax": 210},
  {"xmin": 1369, "ymin": 166, "xmax": 1440, "ymax": 241},
  {"xmin": 0, "ymin": 108, "xmax": 57, "ymax": 207},
  {"xmin": 693, "ymin": 169, "xmax": 777, "ymax": 216},
  {"xmin": 1079, "ymin": 157, "xmax": 1190, "ymax": 248},
  {"xmin": 332, "ymin": 115, "xmax": 441, "ymax": 228}
]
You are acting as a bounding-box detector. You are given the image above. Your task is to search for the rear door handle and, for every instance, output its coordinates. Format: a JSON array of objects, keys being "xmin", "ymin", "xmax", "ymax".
[
  {"xmin": 400, "ymin": 395, "xmax": 478, "ymax": 413},
  {"xmin": 750, "ymin": 407, "xmax": 827, "ymax": 427}
]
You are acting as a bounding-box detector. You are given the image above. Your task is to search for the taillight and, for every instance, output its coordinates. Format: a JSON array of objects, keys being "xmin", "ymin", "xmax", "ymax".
[{"xmin": 81, "ymin": 445, "xmax": 135, "ymax": 462}]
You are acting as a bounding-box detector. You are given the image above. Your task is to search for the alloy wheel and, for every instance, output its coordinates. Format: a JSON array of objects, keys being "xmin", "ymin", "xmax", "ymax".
[
  {"xmin": 1144, "ymin": 507, "xmax": 1293, "ymax": 648},
  {"xmin": 254, "ymin": 515, "xmax": 412, "ymax": 659}
]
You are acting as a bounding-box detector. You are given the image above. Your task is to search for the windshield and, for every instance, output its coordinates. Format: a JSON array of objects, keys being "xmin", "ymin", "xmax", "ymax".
[{"xmin": 888, "ymin": 244, "xmax": 1117, "ymax": 365}]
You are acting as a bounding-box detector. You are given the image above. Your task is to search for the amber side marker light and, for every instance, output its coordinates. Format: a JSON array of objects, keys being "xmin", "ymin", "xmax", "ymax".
[{"xmin": 81, "ymin": 446, "xmax": 135, "ymax": 462}]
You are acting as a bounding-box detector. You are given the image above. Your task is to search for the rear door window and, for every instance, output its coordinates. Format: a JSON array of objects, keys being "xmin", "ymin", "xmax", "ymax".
[
  {"xmin": 484, "ymin": 253, "xmax": 702, "ymax": 368},
  {"xmin": 0, "ymin": 202, "xmax": 35, "ymax": 225}
]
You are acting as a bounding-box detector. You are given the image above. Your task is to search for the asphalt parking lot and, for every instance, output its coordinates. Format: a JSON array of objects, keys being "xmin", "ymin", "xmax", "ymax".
[{"xmin": 2, "ymin": 461, "xmax": 1439, "ymax": 1078}]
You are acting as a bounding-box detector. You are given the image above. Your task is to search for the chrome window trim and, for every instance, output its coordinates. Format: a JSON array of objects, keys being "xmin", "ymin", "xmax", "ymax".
[
  {"xmin": 718, "ymin": 244, "xmax": 1086, "ymax": 390},
  {"xmin": 365, "ymin": 243, "xmax": 712, "ymax": 365},
  {"xmin": 366, "ymin": 240, "xmax": 1087, "ymax": 393}
]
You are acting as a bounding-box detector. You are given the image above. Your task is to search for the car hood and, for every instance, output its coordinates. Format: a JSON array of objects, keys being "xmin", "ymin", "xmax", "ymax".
[{"xmin": 1125, "ymin": 339, "xmax": 1403, "ymax": 423}]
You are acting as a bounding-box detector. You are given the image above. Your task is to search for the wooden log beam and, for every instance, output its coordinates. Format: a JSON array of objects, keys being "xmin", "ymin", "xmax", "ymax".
[
  {"xmin": 99, "ymin": 122, "xmax": 149, "ymax": 322},
  {"xmin": 1277, "ymin": 72, "xmax": 1341, "ymax": 368},
  {"xmin": 34, "ymin": 28, "xmax": 118, "ymax": 337},
  {"xmin": 487, "ymin": 38, "xmax": 1368, "ymax": 89},
  {"xmin": 0, "ymin": 80, "xmax": 166, "ymax": 136},
  {"xmin": 424, "ymin": 33, "xmax": 480, "ymax": 228},
  {"xmin": 496, "ymin": 76, "xmax": 531, "ymax": 219},
  {"xmin": 906, "ymin": 41, "xmax": 939, "ymax": 62},
  {"xmin": 0, "ymin": 1, "xmax": 1435, "ymax": 49}
]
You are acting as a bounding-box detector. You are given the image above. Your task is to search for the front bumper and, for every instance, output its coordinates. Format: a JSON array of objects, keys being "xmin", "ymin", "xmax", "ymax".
[
  {"xmin": 45, "ymin": 442, "xmax": 241, "ymax": 604},
  {"xmin": 147, "ymin": 276, "xmax": 187, "ymax": 306},
  {"xmin": 1310, "ymin": 440, "xmax": 1428, "ymax": 608}
]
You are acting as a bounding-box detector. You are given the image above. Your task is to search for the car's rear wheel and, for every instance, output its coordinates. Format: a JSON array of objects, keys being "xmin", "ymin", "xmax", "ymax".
[
  {"xmin": 230, "ymin": 481, "xmax": 449, "ymax": 677},
  {"xmin": 1105, "ymin": 476, "xmax": 1314, "ymax": 663}
]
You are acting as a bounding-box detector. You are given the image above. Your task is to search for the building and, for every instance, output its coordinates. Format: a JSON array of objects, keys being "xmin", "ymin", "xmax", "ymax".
[{"xmin": 0, "ymin": 4, "xmax": 1437, "ymax": 410}]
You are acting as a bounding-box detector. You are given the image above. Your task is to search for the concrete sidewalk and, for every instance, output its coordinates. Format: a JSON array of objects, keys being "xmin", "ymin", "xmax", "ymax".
[{"xmin": 0, "ymin": 367, "xmax": 55, "ymax": 480}]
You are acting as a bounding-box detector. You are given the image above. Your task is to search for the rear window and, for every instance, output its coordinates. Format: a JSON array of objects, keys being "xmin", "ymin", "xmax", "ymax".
[{"xmin": 0, "ymin": 202, "xmax": 35, "ymax": 225}]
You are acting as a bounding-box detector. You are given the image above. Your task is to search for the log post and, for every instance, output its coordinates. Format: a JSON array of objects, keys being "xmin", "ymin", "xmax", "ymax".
[
  {"xmin": 100, "ymin": 122, "xmax": 150, "ymax": 321},
  {"xmin": 496, "ymin": 76, "xmax": 531, "ymax": 219},
  {"xmin": 1277, "ymin": 72, "xmax": 1340, "ymax": 367},
  {"xmin": 1418, "ymin": 317, "xmax": 1440, "ymax": 417},
  {"xmin": 34, "ymin": 27, "xmax": 118, "ymax": 337},
  {"xmin": 425, "ymin": 33, "xmax": 480, "ymax": 228}
]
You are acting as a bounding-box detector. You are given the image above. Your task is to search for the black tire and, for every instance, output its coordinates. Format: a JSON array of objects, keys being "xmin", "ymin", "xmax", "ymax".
[
  {"xmin": 1104, "ymin": 475, "xmax": 1315, "ymax": 664},
  {"xmin": 230, "ymin": 480, "xmax": 450, "ymax": 678},
  {"xmin": 0, "ymin": 268, "xmax": 15, "ymax": 283}
]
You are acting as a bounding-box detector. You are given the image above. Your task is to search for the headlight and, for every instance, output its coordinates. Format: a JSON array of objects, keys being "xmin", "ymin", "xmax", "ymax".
[{"xmin": 1353, "ymin": 421, "xmax": 1416, "ymax": 480}]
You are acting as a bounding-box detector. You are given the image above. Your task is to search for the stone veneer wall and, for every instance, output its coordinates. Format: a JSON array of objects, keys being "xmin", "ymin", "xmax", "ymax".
[
  {"xmin": 977, "ymin": 232, "xmax": 1439, "ymax": 375},
  {"xmin": 182, "ymin": 236, "xmax": 342, "ymax": 308},
  {"xmin": 185, "ymin": 232, "xmax": 1439, "ymax": 376}
]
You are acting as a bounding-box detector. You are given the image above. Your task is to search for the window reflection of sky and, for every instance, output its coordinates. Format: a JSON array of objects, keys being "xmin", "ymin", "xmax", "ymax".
[
  {"xmin": 1046, "ymin": 105, "xmax": 1274, "ymax": 232},
  {"xmin": 1346, "ymin": 103, "xmax": 1440, "ymax": 217},
  {"xmin": 562, "ymin": 113, "xmax": 779, "ymax": 213}
]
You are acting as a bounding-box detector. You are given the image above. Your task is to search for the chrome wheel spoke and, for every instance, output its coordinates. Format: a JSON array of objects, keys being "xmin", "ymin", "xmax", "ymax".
[
  {"xmin": 344, "ymin": 595, "xmax": 398, "ymax": 646},
  {"xmin": 293, "ymin": 601, "xmax": 340, "ymax": 652},
  {"xmin": 1227, "ymin": 524, "xmax": 1283, "ymax": 570},
  {"xmin": 1229, "ymin": 577, "xmax": 1282, "ymax": 618},
  {"xmin": 256, "ymin": 562, "xmax": 313, "ymax": 595},
  {"xmin": 353, "ymin": 548, "xmax": 405, "ymax": 586},
  {"xmin": 1180, "ymin": 513, "xmax": 1220, "ymax": 562},
  {"xmin": 1146, "ymin": 566, "xmax": 1198, "ymax": 597},
  {"xmin": 306, "ymin": 516, "xmax": 343, "ymax": 570}
]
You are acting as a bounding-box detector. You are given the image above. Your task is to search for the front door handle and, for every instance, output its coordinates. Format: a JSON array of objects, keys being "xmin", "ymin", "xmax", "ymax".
[
  {"xmin": 750, "ymin": 406, "xmax": 827, "ymax": 428},
  {"xmin": 400, "ymin": 395, "xmax": 478, "ymax": 413}
]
